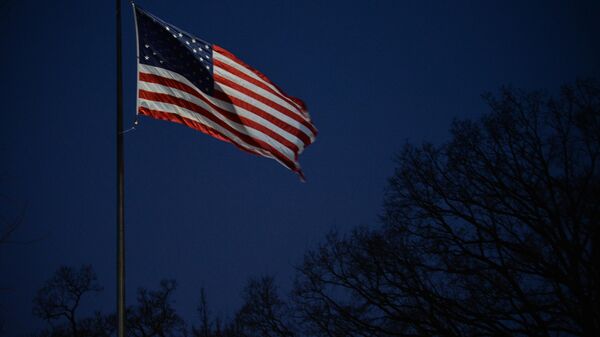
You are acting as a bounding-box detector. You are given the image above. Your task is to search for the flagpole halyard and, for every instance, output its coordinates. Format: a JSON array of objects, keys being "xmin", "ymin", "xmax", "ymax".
[{"xmin": 116, "ymin": 0, "xmax": 125, "ymax": 336}]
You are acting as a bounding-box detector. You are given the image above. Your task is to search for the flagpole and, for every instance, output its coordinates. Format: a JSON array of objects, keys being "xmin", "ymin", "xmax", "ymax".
[{"xmin": 116, "ymin": 0, "xmax": 126, "ymax": 336}]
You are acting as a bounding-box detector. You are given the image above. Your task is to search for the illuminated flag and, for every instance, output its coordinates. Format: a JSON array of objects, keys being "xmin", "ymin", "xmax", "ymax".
[{"xmin": 133, "ymin": 6, "xmax": 317, "ymax": 179}]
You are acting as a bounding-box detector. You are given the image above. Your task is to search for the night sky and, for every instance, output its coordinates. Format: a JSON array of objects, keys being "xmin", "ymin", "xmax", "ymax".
[{"xmin": 1, "ymin": 0, "xmax": 599, "ymax": 334}]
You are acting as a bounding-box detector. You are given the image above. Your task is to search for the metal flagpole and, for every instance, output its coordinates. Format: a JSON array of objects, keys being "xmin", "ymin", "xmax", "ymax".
[{"xmin": 116, "ymin": 0, "xmax": 125, "ymax": 336}]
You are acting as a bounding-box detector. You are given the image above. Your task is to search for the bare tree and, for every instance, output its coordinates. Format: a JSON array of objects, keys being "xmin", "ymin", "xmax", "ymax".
[
  {"xmin": 77, "ymin": 313, "xmax": 115, "ymax": 337},
  {"xmin": 234, "ymin": 276, "xmax": 295, "ymax": 337},
  {"xmin": 32, "ymin": 265, "xmax": 106, "ymax": 337},
  {"xmin": 192, "ymin": 287, "xmax": 212, "ymax": 337},
  {"xmin": 127, "ymin": 279, "xmax": 187, "ymax": 337},
  {"xmin": 293, "ymin": 80, "xmax": 600, "ymax": 336}
]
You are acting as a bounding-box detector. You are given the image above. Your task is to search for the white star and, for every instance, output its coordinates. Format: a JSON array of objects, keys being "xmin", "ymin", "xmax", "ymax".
[
  {"xmin": 173, "ymin": 34, "xmax": 177, "ymax": 38},
  {"xmin": 192, "ymin": 39, "xmax": 196, "ymax": 43},
  {"xmin": 193, "ymin": 49, "xmax": 197, "ymax": 53},
  {"xmin": 165, "ymin": 26, "xmax": 170, "ymax": 31},
  {"xmin": 144, "ymin": 44, "xmax": 149, "ymax": 48},
  {"xmin": 205, "ymin": 44, "xmax": 209, "ymax": 49},
  {"xmin": 186, "ymin": 41, "xmax": 190, "ymax": 45},
  {"xmin": 178, "ymin": 33, "xmax": 183, "ymax": 37},
  {"xmin": 205, "ymin": 65, "xmax": 209, "ymax": 70},
  {"xmin": 144, "ymin": 56, "xmax": 149, "ymax": 60}
]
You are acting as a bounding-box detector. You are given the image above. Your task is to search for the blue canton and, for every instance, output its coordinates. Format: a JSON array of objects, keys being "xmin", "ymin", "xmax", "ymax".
[{"xmin": 135, "ymin": 7, "xmax": 214, "ymax": 95}]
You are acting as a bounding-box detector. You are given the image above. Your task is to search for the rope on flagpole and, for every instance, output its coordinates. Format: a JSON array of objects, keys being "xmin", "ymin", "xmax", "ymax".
[{"xmin": 120, "ymin": 119, "xmax": 139, "ymax": 134}]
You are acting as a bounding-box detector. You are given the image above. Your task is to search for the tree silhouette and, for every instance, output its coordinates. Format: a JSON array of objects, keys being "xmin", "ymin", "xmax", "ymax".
[
  {"xmin": 31, "ymin": 267, "xmax": 190, "ymax": 337},
  {"xmin": 190, "ymin": 287, "xmax": 239, "ymax": 337},
  {"xmin": 190, "ymin": 278, "xmax": 296, "ymax": 337},
  {"xmin": 192, "ymin": 287, "xmax": 217, "ymax": 337},
  {"xmin": 234, "ymin": 276, "xmax": 295, "ymax": 337},
  {"xmin": 32, "ymin": 265, "xmax": 111, "ymax": 337},
  {"xmin": 293, "ymin": 80, "xmax": 600, "ymax": 336},
  {"xmin": 126, "ymin": 279, "xmax": 186, "ymax": 337}
]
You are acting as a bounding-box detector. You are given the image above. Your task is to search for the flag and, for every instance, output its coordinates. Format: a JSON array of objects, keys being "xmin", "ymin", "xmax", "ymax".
[{"xmin": 133, "ymin": 6, "xmax": 317, "ymax": 179}]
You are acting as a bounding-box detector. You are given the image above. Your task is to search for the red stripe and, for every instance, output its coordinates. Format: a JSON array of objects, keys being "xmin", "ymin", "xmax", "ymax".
[
  {"xmin": 212, "ymin": 45, "xmax": 308, "ymax": 112},
  {"xmin": 139, "ymin": 106, "xmax": 262, "ymax": 158},
  {"xmin": 213, "ymin": 73, "xmax": 318, "ymax": 137},
  {"xmin": 140, "ymin": 87, "xmax": 300, "ymax": 153},
  {"xmin": 139, "ymin": 90, "xmax": 300, "ymax": 172},
  {"xmin": 210, "ymin": 89, "xmax": 312, "ymax": 146},
  {"xmin": 213, "ymin": 58, "xmax": 308, "ymax": 119},
  {"xmin": 140, "ymin": 72, "xmax": 198, "ymax": 100},
  {"xmin": 140, "ymin": 72, "xmax": 312, "ymax": 147},
  {"xmin": 140, "ymin": 107, "xmax": 305, "ymax": 179}
]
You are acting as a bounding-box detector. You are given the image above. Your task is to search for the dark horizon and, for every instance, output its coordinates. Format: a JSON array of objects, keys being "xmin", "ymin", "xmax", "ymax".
[{"xmin": 1, "ymin": 0, "xmax": 599, "ymax": 335}]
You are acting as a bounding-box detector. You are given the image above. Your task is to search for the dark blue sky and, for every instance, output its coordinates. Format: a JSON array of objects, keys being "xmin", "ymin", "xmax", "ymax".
[{"xmin": 1, "ymin": 0, "xmax": 599, "ymax": 334}]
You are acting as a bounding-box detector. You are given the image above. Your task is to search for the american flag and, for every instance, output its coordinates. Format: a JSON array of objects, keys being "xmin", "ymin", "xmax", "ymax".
[{"xmin": 133, "ymin": 6, "xmax": 317, "ymax": 179}]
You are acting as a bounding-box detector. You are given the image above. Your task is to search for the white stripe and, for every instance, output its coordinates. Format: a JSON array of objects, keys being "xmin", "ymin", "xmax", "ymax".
[
  {"xmin": 138, "ymin": 63, "xmax": 314, "ymax": 143},
  {"xmin": 139, "ymin": 99, "xmax": 297, "ymax": 170},
  {"xmin": 137, "ymin": 67, "xmax": 297, "ymax": 161},
  {"xmin": 213, "ymin": 50, "xmax": 304, "ymax": 112},
  {"xmin": 139, "ymin": 91, "xmax": 296, "ymax": 162},
  {"xmin": 213, "ymin": 65, "xmax": 308, "ymax": 122},
  {"xmin": 139, "ymin": 80, "xmax": 305, "ymax": 152},
  {"xmin": 139, "ymin": 99, "xmax": 270, "ymax": 157},
  {"xmin": 139, "ymin": 63, "xmax": 186, "ymax": 86},
  {"xmin": 212, "ymin": 78, "xmax": 316, "ymax": 141}
]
